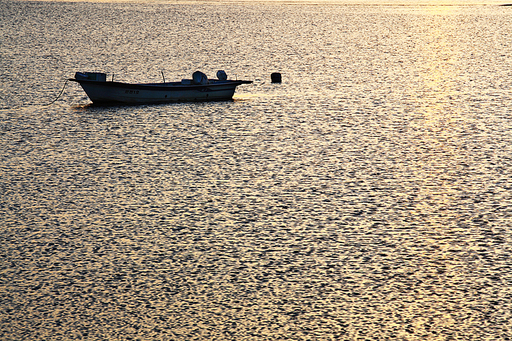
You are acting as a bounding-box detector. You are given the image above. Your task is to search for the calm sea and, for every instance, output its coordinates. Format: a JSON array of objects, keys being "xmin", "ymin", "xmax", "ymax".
[{"xmin": 1, "ymin": 0, "xmax": 512, "ymax": 339}]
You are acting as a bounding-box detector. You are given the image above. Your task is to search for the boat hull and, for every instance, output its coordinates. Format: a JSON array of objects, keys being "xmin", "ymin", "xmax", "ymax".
[{"xmin": 71, "ymin": 79, "xmax": 252, "ymax": 105}]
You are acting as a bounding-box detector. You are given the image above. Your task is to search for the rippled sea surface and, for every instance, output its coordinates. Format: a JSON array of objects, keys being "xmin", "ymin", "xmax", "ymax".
[{"xmin": 2, "ymin": 1, "xmax": 512, "ymax": 339}]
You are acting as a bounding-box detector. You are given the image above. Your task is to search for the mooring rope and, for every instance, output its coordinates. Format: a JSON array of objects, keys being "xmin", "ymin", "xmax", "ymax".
[{"xmin": 43, "ymin": 79, "xmax": 69, "ymax": 106}]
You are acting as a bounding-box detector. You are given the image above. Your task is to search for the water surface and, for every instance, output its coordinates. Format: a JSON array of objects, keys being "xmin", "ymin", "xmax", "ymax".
[{"xmin": 1, "ymin": 1, "xmax": 512, "ymax": 339}]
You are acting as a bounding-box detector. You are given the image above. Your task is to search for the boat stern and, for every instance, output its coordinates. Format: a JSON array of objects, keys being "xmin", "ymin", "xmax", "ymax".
[{"xmin": 74, "ymin": 72, "xmax": 107, "ymax": 82}]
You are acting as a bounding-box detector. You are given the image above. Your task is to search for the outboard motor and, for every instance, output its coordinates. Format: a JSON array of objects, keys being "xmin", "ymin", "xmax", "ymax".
[
  {"xmin": 192, "ymin": 71, "xmax": 208, "ymax": 85},
  {"xmin": 216, "ymin": 70, "xmax": 227, "ymax": 81}
]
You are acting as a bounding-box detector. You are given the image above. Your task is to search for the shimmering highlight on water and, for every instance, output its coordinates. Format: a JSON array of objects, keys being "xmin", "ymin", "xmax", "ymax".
[{"xmin": 1, "ymin": 1, "xmax": 512, "ymax": 340}]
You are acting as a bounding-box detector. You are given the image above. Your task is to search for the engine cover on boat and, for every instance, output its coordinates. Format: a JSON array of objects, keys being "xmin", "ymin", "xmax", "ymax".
[{"xmin": 192, "ymin": 71, "xmax": 208, "ymax": 85}]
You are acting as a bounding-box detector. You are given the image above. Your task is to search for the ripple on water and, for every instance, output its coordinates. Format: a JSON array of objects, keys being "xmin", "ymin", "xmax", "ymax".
[{"xmin": 1, "ymin": 1, "xmax": 512, "ymax": 340}]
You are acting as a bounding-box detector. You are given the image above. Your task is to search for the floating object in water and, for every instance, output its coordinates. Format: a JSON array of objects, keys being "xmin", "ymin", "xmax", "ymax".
[
  {"xmin": 271, "ymin": 72, "xmax": 282, "ymax": 83},
  {"xmin": 70, "ymin": 70, "xmax": 252, "ymax": 105}
]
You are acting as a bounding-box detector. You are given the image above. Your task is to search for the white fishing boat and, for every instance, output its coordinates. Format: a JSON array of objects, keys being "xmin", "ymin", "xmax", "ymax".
[{"xmin": 70, "ymin": 70, "xmax": 252, "ymax": 105}]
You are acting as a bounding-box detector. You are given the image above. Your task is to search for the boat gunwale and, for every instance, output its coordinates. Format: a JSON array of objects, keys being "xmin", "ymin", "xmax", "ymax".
[{"xmin": 69, "ymin": 78, "xmax": 253, "ymax": 92}]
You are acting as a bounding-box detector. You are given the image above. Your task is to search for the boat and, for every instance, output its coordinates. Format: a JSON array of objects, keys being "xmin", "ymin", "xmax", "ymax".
[{"xmin": 70, "ymin": 70, "xmax": 252, "ymax": 105}]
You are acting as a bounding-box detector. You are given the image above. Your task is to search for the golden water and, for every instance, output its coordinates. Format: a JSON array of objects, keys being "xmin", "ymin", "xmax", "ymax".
[{"xmin": 1, "ymin": 1, "xmax": 512, "ymax": 339}]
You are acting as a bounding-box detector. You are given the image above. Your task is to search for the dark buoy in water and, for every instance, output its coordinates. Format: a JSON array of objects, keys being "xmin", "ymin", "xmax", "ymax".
[{"xmin": 271, "ymin": 72, "xmax": 282, "ymax": 83}]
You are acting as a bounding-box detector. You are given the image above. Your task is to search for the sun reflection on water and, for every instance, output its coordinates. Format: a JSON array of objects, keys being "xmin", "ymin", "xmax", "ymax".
[
  {"xmin": 407, "ymin": 6, "xmax": 469, "ymax": 228},
  {"xmin": 1, "ymin": 2, "xmax": 512, "ymax": 340}
]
